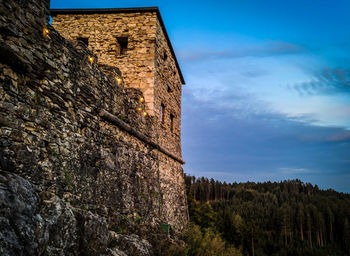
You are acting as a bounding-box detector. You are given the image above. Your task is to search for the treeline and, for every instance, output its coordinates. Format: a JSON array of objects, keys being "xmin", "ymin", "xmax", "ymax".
[{"xmin": 185, "ymin": 175, "xmax": 350, "ymax": 256}]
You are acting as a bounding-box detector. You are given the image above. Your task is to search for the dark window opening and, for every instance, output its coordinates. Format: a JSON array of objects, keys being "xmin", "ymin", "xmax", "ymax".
[
  {"xmin": 160, "ymin": 104, "xmax": 165, "ymax": 124},
  {"xmin": 170, "ymin": 113, "xmax": 174, "ymax": 133},
  {"xmin": 167, "ymin": 83, "xmax": 173, "ymax": 93},
  {"xmin": 77, "ymin": 37, "xmax": 89, "ymax": 47},
  {"xmin": 163, "ymin": 52, "xmax": 168, "ymax": 61},
  {"xmin": 117, "ymin": 37, "xmax": 128, "ymax": 55}
]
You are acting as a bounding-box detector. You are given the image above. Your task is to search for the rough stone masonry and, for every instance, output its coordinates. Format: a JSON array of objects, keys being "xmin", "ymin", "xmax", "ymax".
[
  {"xmin": 51, "ymin": 7, "xmax": 185, "ymax": 156},
  {"xmin": 0, "ymin": 0, "xmax": 188, "ymax": 254}
]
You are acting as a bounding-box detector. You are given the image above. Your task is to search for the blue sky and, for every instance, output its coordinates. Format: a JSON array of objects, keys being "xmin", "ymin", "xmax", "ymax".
[{"xmin": 51, "ymin": 0, "xmax": 350, "ymax": 193}]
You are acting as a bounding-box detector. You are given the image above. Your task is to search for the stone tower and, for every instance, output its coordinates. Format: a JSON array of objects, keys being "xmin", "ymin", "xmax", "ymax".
[{"xmin": 51, "ymin": 7, "xmax": 185, "ymax": 157}]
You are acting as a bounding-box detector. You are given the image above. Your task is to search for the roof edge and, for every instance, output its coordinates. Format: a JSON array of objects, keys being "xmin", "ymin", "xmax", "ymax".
[
  {"xmin": 50, "ymin": 7, "xmax": 160, "ymax": 15},
  {"xmin": 50, "ymin": 7, "xmax": 185, "ymax": 84}
]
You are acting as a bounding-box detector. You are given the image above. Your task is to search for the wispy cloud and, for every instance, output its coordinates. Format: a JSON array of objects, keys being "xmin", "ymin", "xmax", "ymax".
[
  {"xmin": 180, "ymin": 41, "xmax": 307, "ymax": 62},
  {"xmin": 290, "ymin": 68, "xmax": 350, "ymax": 96},
  {"xmin": 279, "ymin": 167, "xmax": 314, "ymax": 175}
]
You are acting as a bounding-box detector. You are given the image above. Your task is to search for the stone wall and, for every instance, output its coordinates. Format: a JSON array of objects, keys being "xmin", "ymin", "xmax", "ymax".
[
  {"xmin": 51, "ymin": 12, "xmax": 157, "ymax": 114},
  {"xmin": 0, "ymin": 0, "xmax": 187, "ymax": 247},
  {"xmin": 154, "ymin": 18, "xmax": 182, "ymax": 156},
  {"xmin": 51, "ymin": 10, "xmax": 183, "ymax": 158}
]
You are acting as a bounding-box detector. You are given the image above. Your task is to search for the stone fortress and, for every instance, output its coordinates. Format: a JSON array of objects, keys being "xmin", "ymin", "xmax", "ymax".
[
  {"xmin": 50, "ymin": 6, "xmax": 185, "ymax": 162},
  {"xmin": 0, "ymin": 0, "xmax": 188, "ymax": 254}
]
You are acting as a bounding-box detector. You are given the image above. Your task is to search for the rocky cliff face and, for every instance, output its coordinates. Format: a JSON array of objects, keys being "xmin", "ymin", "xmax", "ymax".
[
  {"xmin": 0, "ymin": 0, "xmax": 188, "ymax": 254},
  {"xmin": 0, "ymin": 172, "xmax": 152, "ymax": 255}
]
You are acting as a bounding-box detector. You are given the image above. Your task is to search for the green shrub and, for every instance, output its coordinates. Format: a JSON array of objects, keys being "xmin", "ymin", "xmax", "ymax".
[{"xmin": 156, "ymin": 223, "xmax": 242, "ymax": 256}]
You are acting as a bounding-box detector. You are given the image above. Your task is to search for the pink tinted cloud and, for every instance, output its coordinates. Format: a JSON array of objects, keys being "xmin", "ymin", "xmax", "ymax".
[{"xmin": 326, "ymin": 131, "xmax": 350, "ymax": 142}]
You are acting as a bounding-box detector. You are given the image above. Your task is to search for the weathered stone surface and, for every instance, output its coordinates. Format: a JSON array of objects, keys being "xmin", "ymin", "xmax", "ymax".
[
  {"xmin": 105, "ymin": 248, "xmax": 128, "ymax": 256},
  {"xmin": 0, "ymin": 170, "xmax": 156, "ymax": 256},
  {"xmin": 108, "ymin": 232, "xmax": 152, "ymax": 256},
  {"xmin": 51, "ymin": 9, "xmax": 183, "ymax": 159},
  {"xmin": 40, "ymin": 195, "xmax": 78, "ymax": 255},
  {"xmin": 74, "ymin": 208, "xmax": 110, "ymax": 255},
  {"xmin": 52, "ymin": 12, "xmax": 158, "ymax": 113},
  {"xmin": 0, "ymin": 171, "xmax": 45, "ymax": 256},
  {"xmin": 0, "ymin": 0, "xmax": 188, "ymax": 254}
]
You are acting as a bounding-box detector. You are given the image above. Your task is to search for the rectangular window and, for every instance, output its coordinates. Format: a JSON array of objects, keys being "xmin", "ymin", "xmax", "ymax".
[
  {"xmin": 77, "ymin": 37, "xmax": 88, "ymax": 47},
  {"xmin": 117, "ymin": 37, "xmax": 128, "ymax": 55},
  {"xmin": 160, "ymin": 104, "xmax": 165, "ymax": 124},
  {"xmin": 170, "ymin": 113, "xmax": 174, "ymax": 133}
]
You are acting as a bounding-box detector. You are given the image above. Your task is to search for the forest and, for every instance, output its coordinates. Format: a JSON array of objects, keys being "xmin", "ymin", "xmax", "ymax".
[{"xmin": 176, "ymin": 175, "xmax": 350, "ymax": 256}]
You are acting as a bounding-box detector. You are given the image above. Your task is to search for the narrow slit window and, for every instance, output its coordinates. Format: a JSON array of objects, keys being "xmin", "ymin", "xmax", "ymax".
[
  {"xmin": 170, "ymin": 113, "xmax": 174, "ymax": 133},
  {"xmin": 117, "ymin": 37, "xmax": 128, "ymax": 55},
  {"xmin": 167, "ymin": 83, "xmax": 173, "ymax": 93},
  {"xmin": 160, "ymin": 104, "xmax": 165, "ymax": 124},
  {"xmin": 77, "ymin": 37, "xmax": 89, "ymax": 47}
]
